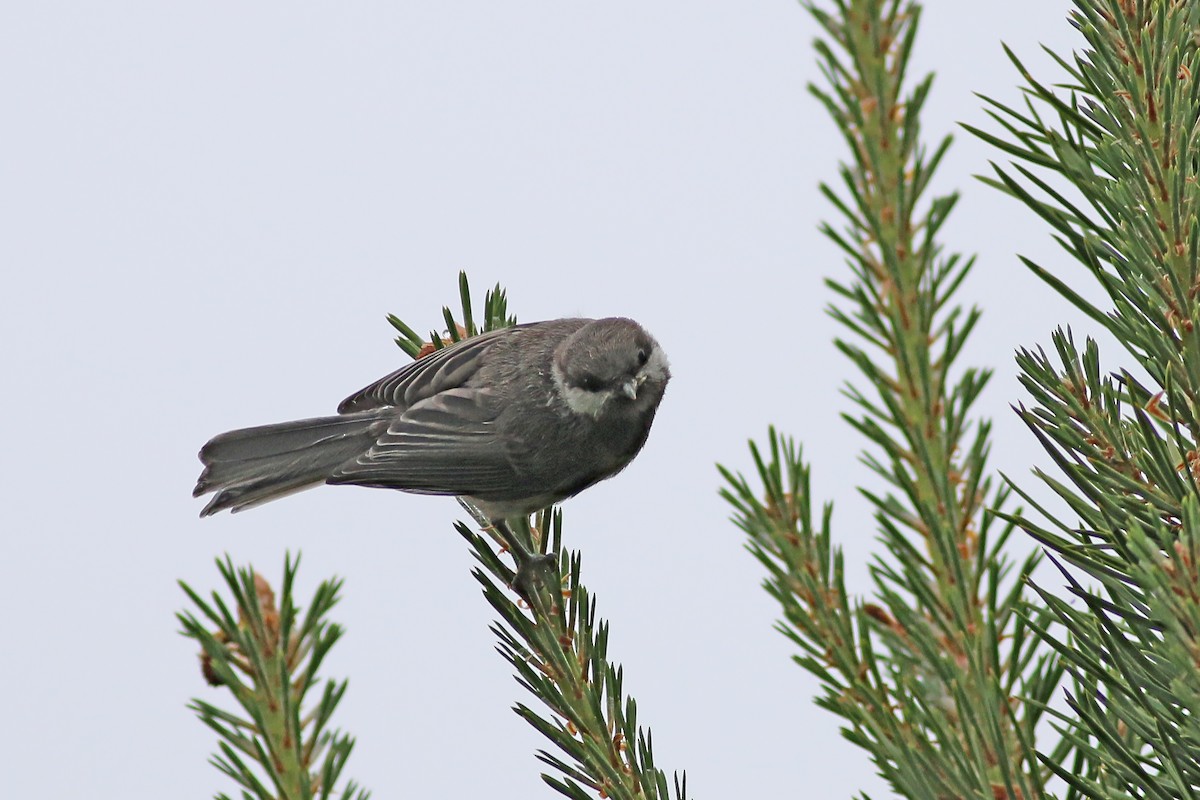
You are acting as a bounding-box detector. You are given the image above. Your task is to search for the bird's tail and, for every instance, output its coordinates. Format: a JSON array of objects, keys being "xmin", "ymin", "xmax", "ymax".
[{"xmin": 194, "ymin": 412, "xmax": 385, "ymax": 516}]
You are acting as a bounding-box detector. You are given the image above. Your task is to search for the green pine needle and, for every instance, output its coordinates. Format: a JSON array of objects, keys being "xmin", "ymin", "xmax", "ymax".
[
  {"xmin": 719, "ymin": 2, "xmax": 1052, "ymax": 798},
  {"xmin": 179, "ymin": 554, "xmax": 370, "ymax": 800}
]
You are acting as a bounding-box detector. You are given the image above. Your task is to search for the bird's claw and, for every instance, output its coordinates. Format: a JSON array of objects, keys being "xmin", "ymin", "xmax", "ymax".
[{"xmin": 510, "ymin": 551, "xmax": 559, "ymax": 605}]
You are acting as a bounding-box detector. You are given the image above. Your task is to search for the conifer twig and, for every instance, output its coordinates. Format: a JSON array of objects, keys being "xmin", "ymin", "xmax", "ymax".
[
  {"xmin": 974, "ymin": 2, "xmax": 1200, "ymax": 796},
  {"xmin": 179, "ymin": 554, "xmax": 369, "ymax": 800},
  {"xmin": 720, "ymin": 3, "xmax": 1060, "ymax": 797}
]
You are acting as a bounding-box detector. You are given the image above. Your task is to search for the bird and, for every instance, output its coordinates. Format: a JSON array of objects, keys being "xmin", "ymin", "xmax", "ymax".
[{"xmin": 193, "ymin": 317, "xmax": 670, "ymax": 522}]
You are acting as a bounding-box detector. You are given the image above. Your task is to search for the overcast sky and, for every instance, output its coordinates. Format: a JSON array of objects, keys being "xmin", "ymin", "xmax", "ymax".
[{"xmin": 4, "ymin": 1, "xmax": 1097, "ymax": 797}]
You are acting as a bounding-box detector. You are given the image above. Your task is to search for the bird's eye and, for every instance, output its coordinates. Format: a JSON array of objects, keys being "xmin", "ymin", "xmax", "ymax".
[
  {"xmin": 636, "ymin": 348, "xmax": 649, "ymax": 366},
  {"xmin": 578, "ymin": 374, "xmax": 604, "ymax": 392}
]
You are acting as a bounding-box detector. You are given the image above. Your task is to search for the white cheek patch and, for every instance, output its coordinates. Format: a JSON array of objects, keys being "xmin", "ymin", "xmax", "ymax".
[
  {"xmin": 553, "ymin": 364, "xmax": 612, "ymax": 418},
  {"xmin": 563, "ymin": 384, "xmax": 612, "ymax": 417},
  {"xmin": 643, "ymin": 346, "xmax": 669, "ymax": 381}
]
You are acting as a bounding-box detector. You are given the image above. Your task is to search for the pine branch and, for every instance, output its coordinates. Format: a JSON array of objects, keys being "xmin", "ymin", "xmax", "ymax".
[
  {"xmin": 720, "ymin": 2, "xmax": 1059, "ymax": 798},
  {"xmin": 389, "ymin": 274, "xmax": 689, "ymax": 800},
  {"xmin": 179, "ymin": 554, "xmax": 369, "ymax": 800},
  {"xmin": 455, "ymin": 512, "xmax": 688, "ymax": 800},
  {"xmin": 974, "ymin": 3, "xmax": 1200, "ymax": 797}
]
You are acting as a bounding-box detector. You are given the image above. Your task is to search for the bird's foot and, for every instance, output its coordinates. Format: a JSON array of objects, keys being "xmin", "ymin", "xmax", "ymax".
[
  {"xmin": 510, "ymin": 551, "xmax": 560, "ymax": 605},
  {"xmin": 472, "ymin": 514, "xmax": 560, "ymax": 605}
]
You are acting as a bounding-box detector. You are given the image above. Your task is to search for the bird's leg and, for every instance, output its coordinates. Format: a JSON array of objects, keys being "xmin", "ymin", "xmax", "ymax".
[
  {"xmin": 456, "ymin": 499, "xmax": 559, "ymax": 602},
  {"xmin": 492, "ymin": 518, "xmax": 559, "ymax": 604}
]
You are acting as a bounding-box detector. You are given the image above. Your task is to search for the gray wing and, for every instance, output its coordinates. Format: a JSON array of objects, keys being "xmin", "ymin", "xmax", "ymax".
[
  {"xmin": 329, "ymin": 387, "xmax": 524, "ymax": 497},
  {"xmin": 336, "ymin": 324, "xmax": 535, "ymax": 414}
]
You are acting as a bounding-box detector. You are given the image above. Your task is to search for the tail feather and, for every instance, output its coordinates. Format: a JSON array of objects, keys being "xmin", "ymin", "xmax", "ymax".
[{"xmin": 195, "ymin": 412, "xmax": 385, "ymax": 516}]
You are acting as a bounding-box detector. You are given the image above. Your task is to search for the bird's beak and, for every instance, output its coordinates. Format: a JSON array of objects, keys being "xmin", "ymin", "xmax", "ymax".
[{"xmin": 621, "ymin": 378, "xmax": 639, "ymax": 400}]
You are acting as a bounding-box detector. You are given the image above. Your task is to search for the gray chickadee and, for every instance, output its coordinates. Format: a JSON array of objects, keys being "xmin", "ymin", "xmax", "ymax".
[{"xmin": 194, "ymin": 317, "xmax": 670, "ymax": 520}]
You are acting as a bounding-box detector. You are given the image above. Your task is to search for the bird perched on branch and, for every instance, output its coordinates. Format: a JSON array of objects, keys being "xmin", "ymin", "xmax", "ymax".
[{"xmin": 194, "ymin": 317, "xmax": 670, "ymax": 521}]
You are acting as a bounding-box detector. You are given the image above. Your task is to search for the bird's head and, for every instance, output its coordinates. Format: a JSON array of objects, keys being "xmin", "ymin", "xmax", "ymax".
[{"xmin": 553, "ymin": 318, "xmax": 670, "ymax": 418}]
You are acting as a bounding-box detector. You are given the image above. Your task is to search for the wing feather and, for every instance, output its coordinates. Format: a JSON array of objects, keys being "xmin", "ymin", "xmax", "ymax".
[
  {"xmin": 336, "ymin": 324, "xmax": 534, "ymax": 414},
  {"xmin": 329, "ymin": 388, "xmax": 524, "ymax": 497}
]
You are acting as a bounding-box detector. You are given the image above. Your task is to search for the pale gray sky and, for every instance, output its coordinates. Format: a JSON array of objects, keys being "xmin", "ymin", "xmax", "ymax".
[{"xmin": 4, "ymin": 1, "xmax": 1093, "ymax": 797}]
